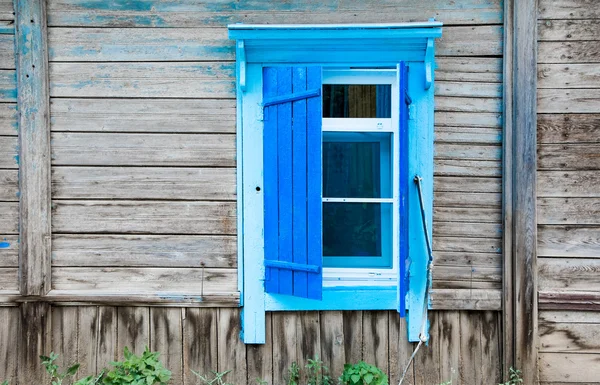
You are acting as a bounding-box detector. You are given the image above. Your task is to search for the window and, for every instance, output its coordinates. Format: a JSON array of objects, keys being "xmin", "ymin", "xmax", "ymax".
[{"xmin": 229, "ymin": 23, "xmax": 442, "ymax": 344}]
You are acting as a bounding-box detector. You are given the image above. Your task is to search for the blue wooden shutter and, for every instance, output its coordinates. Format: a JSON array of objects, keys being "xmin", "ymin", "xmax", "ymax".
[
  {"xmin": 263, "ymin": 66, "xmax": 323, "ymax": 300},
  {"xmin": 398, "ymin": 62, "xmax": 409, "ymax": 317}
]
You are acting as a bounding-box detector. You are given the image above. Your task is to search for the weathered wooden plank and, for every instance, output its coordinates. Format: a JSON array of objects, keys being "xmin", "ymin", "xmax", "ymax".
[
  {"xmin": 434, "ymin": 192, "xmax": 501, "ymax": 207},
  {"xmin": 538, "ymin": 198, "xmax": 600, "ymax": 225},
  {"xmin": 117, "ymin": 307, "xmax": 150, "ymax": 356},
  {"xmin": 183, "ymin": 308, "xmax": 218, "ymax": 384},
  {"xmin": 434, "ymin": 159, "xmax": 502, "ymax": 177},
  {"xmin": 0, "ymin": 170, "xmax": 18, "ymax": 201},
  {"xmin": 0, "ymin": 69, "xmax": 16, "ymax": 102},
  {"xmin": 432, "ymin": 251, "xmax": 501, "ymax": 267},
  {"xmin": 539, "ymin": 258, "xmax": 600, "ymax": 292},
  {"xmin": 297, "ymin": 312, "xmax": 322, "ymax": 384},
  {"xmin": 438, "ymin": 25, "xmax": 503, "ymax": 56},
  {"xmin": 0, "ymin": 235, "xmax": 18, "ymax": 267},
  {"xmin": 0, "ymin": 308, "xmax": 19, "ymax": 383},
  {"xmin": 150, "ymin": 308, "xmax": 183, "ymax": 384},
  {"xmin": 538, "ymin": 114, "xmax": 600, "ymax": 144},
  {"xmin": 434, "ymin": 235, "xmax": 501, "ymax": 253},
  {"xmin": 414, "ymin": 312, "xmax": 440, "ymax": 385},
  {"xmin": 539, "ymin": 320, "xmax": 600, "ymax": 353},
  {"xmin": 435, "ymin": 143, "xmax": 501, "ymax": 161},
  {"xmin": 0, "ymin": 136, "xmax": 17, "ymax": 168},
  {"xmin": 52, "ymin": 235, "xmax": 237, "ymax": 267},
  {"xmin": 319, "ymin": 311, "xmax": 345, "ymax": 379},
  {"xmin": 247, "ymin": 312, "xmax": 273, "ymax": 385},
  {"xmin": 52, "ymin": 167, "xmax": 236, "ymax": 200},
  {"xmin": 458, "ymin": 311, "xmax": 484, "ymax": 384},
  {"xmin": 435, "ymin": 176, "xmax": 501, "ymax": 193},
  {"xmin": 48, "ymin": 27, "xmax": 234, "ymax": 62},
  {"xmin": 539, "ymin": 63, "xmax": 600, "ymax": 88},
  {"xmin": 49, "ymin": 62, "xmax": 235, "ymax": 98},
  {"xmin": 433, "ymin": 280, "xmax": 500, "ymax": 290},
  {"xmin": 435, "ymin": 126, "xmax": 502, "ymax": 144},
  {"xmin": 435, "ymin": 57, "xmax": 503, "ymax": 83},
  {"xmin": 434, "ymin": 265, "xmax": 501, "ymax": 283},
  {"xmin": 539, "ymin": 0, "xmax": 600, "ymax": 19},
  {"xmin": 0, "ymin": 267, "xmax": 17, "ymax": 291},
  {"xmin": 538, "ymin": 225, "xmax": 600, "ymax": 258},
  {"xmin": 389, "ymin": 312, "xmax": 415, "ymax": 385},
  {"xmin": 435, "ymin": 111, "xmax": 502, "ymax": 128},
  {"xmin": 77, "ymin": 306, "xmax": 98, "ymax": 376},
  {"xmin": 217, "ymin": 308, "xmax": 246, "ymax": 385},
  {"xmin": 539, "ymin": 353, "xmax": 600, "ymax": 383},
  {"xmin": 46, "ymin": 0, "xmax": 502, "ymax": 27},
  {"xmin": 342, "ymin": 311, "xmax": 363, "ymax": 365},
  {"xmin": 539, "ymin": 171, "xmax": 600, "ymax": 197},
  {"xmin": 0, "ymin": 34, "xmax": 14, "ymax": 69},
  {"xmin": 52, "ymin": 201, "xmax": 236, "ymax": 235},
  {"xmin": 436, "ymin": 97, "xmax": 502, "ymax": 113},
  {"xmin": 18, "ymin": 302, "xmax": 52, "ymax": 384},
  {"xmin": 0, "ymin": 103, "xmax": 17, "ymax": 136},
  {"xmin": 538, "ymin": 144, "xmax": 600, "ymax": 170},
  {"xmin": 50, "ymin": 98, "xmax": 236, "ymax": 133},
  {"xmin": 362, "ymin": 311, "xmax": 388, "ymax": 374},
  {"xmin": 538, "ymin": 89, "xmax": 600, "ymax": 114},
  {"xmin": 540, "ymin": 310, "xmax": 600, "ymax": 324},
  {"xmin": 96, "ymin": 306, "xmax": 118, "ymax": 370},
  {"xmin": 437, "ymin": 311, "xmax": 460, "ymax": 384},
  {"xmin": 434, "ymin": 207, "xmax": 502, "ymax": 224},
  {"xmin": 52, "ymin": 133, "xmax": 235, "ymax": 167},
  {"xmin": 539, "ymin": 291, "xmax": 600, "ymax": 311},
  {"xmin": 435, "ymin": 81, "xmax": 501, "ymax": 98},
  {"xmin": 51, "ymin": 267, "xmax": 238, "ymax": 294},
  {"xmin": 539, "ymin": 19, "xmax": 600, "ymax": 41},
  {"xmin": 539, "ymin": 41, "xmax": 600, "ymax": 64},
  {"xmin": 51, "ymin": 307, "xmax": 79, "ymax": 374},
  {"xmin": 0, "ymin": 0, "xmax": 13, "ymax": 20},
  {"xmin": 0, "ymin": 202, "xmax": 18, "ymax": 234},
  {"xmin": 430, "ymin": 289, "xmax": 502, "ymax": 310}
]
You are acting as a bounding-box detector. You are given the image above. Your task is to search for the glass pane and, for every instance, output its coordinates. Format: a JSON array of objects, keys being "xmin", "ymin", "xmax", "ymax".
[
  {"xmin": 323, "ymin": 84, "xmax": 391, "ymax": 118},
  {"xmin": 323, "ymin": 133, "xmax": 391, "ymax": 198},
  {"xmin": 323, "ymin": 202, "xmax": 392, "ymax": 262}
]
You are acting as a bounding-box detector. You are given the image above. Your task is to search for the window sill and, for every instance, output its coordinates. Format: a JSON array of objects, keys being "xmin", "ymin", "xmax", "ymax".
[{"xmin": 265, "ymin": 286, "xmax": 397, "ymax": 311}]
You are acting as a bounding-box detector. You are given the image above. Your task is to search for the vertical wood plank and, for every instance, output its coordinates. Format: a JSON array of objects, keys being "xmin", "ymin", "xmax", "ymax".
[
  {"xmin": 96, "ymin": 306, "xmax": 117, "ymax": 371},
  {"xmin": 19, "ymin": 302, "xmax": 51, "ymax": 384},
  {"xmin": 217, "ymin": 308, "xmax": 247, "ymax": 385},
  {"xmin": 512, "ymin": 0, "xmax": 539, "ymax": 382},
  {"xmin": 246, "ymin": 312, "xmax": 273, "ymax": 385},
  {"xmin": 389, "ymin": 313, "xmax": 415, "ymax": 385},
  {"xmin": 183, "ymin": 308, "xmax": 218, "ymax": 383},
  {"xmin": 117, "ymin": 307, "xmax": 150, "ymax": 357},
  {"xmin": 342, "ymin": 311, "xmax": 363, "ymax": 365},
  {"xmin": 438, "ymin": 311, "xmax": 460, "ymax": 384},
  {"xmin": 362, "ymin": 311, "xmax": 389, "ymax": 374},
  {"xmin": 320, "ymin": 311, "xmax": 346, "ymax": 379},
  {"xmin": 272, "ymin": 312, "xmax": 298, "ymax": 384},
  {"xmin": 414, "ymin": 313, "xmax": 440, "ymax": 385},
  {"xmin": 15, "ymin": 0, "xmax": 52, "ymax": 296},
  {"xmin": 458, "ymin": 312, "xmax": 483, "ymax": 385},
  {"xmin": 0, "ymin": 308, "xmax": 19, "ymax": 384},
  {"xmin": 481, "ymin": 311, "xmax": 502, "ymax": 383},
  {"xmin": 297, "ymin": 311, "xmax": 321, "ymax": 384},
  {"xmin": 77, "ymin": 307, "xmax": 98, "ymax": 376},
  {"xmin": 51, "ymin": 307, "xmax": 79, "ymax": 374},
  {"xmin": 150, "ymin": 308, "xmax": 183, "ymax": 384}
]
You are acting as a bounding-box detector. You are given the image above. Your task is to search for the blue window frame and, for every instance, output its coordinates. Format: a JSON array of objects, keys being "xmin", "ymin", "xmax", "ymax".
[{"xmin": 229, "ymin": 23, "xmax": 442, "ymax": 344}]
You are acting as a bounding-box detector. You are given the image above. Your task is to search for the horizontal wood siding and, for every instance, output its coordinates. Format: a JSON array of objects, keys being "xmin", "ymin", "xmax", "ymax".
[
  {"xmin": 538, "ymin": 1, "xmax": 600, "ymax": 383},
  {"xmin": 0, "ymin": 0, "xmax": 17, "ymax": 297},
  {"xmin": 0, "ymin": 307, "xmax": 502, "ymax": 385},
  {"xmin": 42, "ymin": 0, "xmax": 504, "ymax": 307}
]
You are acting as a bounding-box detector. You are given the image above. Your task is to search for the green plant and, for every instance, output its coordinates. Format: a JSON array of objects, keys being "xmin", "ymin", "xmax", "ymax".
[
  {"xmin": 191, "ymin": 369, "xmax": 233, "ymax": 385},
  {"xmin": 74, "ymin": 371, "xmax": 104, "ymax": 385},
  {"xmin": 286, "ymin": 362, "xmax": 300, "ymax": 385},
  {"xmin": 305, "ymin": 357, "xmax": 332, "ymax": 385},
  {"xmin": 102, "ymin": 347, "xmax": 171, "ymax": 385},
  {"xmin": 437, "ymin": 381, "xmax": 452, "ymax": 385},
  {"xmin": 499, "ymin": 368, "xmax": 523, "ymax": 385},
  {"xmin": 40, "ymin": 352, "xmax": 81, "ymax": 385},
  {"xmin": 2, "ymin": 380, "xmax": 9, "ymax": 385},
  {"xmin": 339, "ymin": 361, "xmax": 388, "ymax": 385},
  {"xmin": 254, "ymin": 378, "xmax": 268, "ymax": 385}
]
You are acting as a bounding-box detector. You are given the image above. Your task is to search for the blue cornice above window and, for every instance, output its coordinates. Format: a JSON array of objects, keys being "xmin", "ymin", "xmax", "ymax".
[{"xmin": 228, "ymin": 22, "xmax": 442, "ymax": 90}]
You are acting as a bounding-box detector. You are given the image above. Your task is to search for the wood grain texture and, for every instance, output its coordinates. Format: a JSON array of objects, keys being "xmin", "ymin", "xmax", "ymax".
[
  {"xmin": 436, "ymin": 97, "xmax": 501, "ymax": 113},
  {"xmin": 436, "ymin": 57, "xmax": 502, "ymax": 83},
  {"xmin": 15, "ymin": 0, "xmax": 52, "ymax": 297},
  {"xmin": 538, "ymin": 63, "xmax": 600, "ymax": 88},
  {"xmin": 52, "ymin": 201, "xmax": 236, "ymax": 235},
  {"xmin": 0, "ymin": 103, "xmax": 17, "ymax": 136},
  {"xmin": 51, "ymin": 267, "xmax": 238, "ymax": 294},
  {"xmin": 539, "ymin": 353, "xmax": 600, "ymax": 383},
  {"xmin": 362, "ymin": 311, "xmax": 388, "ymax": 375},
  {"xmin": 539, "ymin": 319, "xmax": 600, "ymax": 353},
  {"xmin": 539, "ymin": 41, "xmax": 600, "ymax": 64},
  {"xmin": 19, "ymin": 303, "xmax": 52, "ymax": 384},
  {"xmin": 434, "ymin": 206, "xmax": 502, "ymax": 224},
  {"xmin": 540, "ymin": 310, "xmax": 600, "ymax": 324},
  {"xmin": 434, "ymin": 192, "xmax": 501, "ymax": 207},
  {"xmin": 50, "ymin": 306, "xmax": 78, "ymax": 373},
  {"xmin": 49, "ymin": 62, "xmax": 235, "ymax": 98},
  {"xmin": 52, "ymin": 167, "xmax": 236, "ymax": 200},
  {"xmin": 0, "ymin": 34, "xmax": 14, "ymax": 69},
  {"xmin": 435, "ymin": 143, "xmax": 501, "ymax": 161},
  {"xmin": 539, "ymin": 144, "xmax": 600, "ymax": 170},
  {"xmin": 430, "ymin": 289, "xmax": 501, "ymax": 310},
  {"xmin": 0, "ymin": 170, "xmax": 18, "ymax": 201},
  {"xmin": 435, "ymin": 81, "xmax": 502, "ymax": 98},
  {"xmin": 51, "ymin": 133, "xmax": 235, "ymax": 167},
  {"xmin": 538, "ymin": 171, "xmax": 600, "ymax": 197},
  {"xmin": 538, "ymin": 198, "xmax": 600, "ymax": 225},
  {"xmin": 539, "ymin": 258, "xmax": 600, "ymax": 292},
  {"xmin": 433, "ymin": 251, "xmax": 501, "ymax": 267},
  {"xmin": 538, "ymin": 88, "xmax": 600, "ymax": 113},
  {"xmin": 434, "ymin": 159, "xmax": 501, "ymax": 177},
  {"xmin": 0, "ymin": 136, "xmax": 17, "ymax": 168},
  {"xmin": 96, "ymin": 306, "xmax": 118, "ymax": 370},
  {"xmin": 217, "ymin": 308, "xmax": 247, "ymax": 385},
  {"xmin": 150, "ymin": 308, "xmax": 183, "ymax": 384},
  {"xmin": 435, "ymin": 111, "xmax": 502, "ymax": 128},
  {"xmin": 0, "ymin": 267, "xmax": 17, "ymax": 291},
  {"xmin": 50, "ymin": 98, "xmax": 235, "ymax": 133},
  {"xmin": 538, "ymin": 226, "xmax": 600, "ymax": 258},
  {"xmin": 435, "ymin": 176, "xmax": 501, "ymax": 193},
  {"xmin": 434, "ymin": 236, "xmax": 501, "ymax": 253},
  {"xmin": 247, "ymin": 312, "xmax": 273, "ymax": 385},
  {"xmin": 538, "ymin": 114, "xmax": 600, "ymax": 144},
  {"xmin": 538, "ymin": 0, "xmax": 600, "ymax": 19},
  {"xmin": 0, "ymin": 202, "xmax": 18, "ymax": 233},
  {"xmin": 52, "ymin": 235, "xmax": 236, "ymax": 267},
  {"xmin": 538, "ymin": 19, "xmax": 600, "ymax": 41},
  {"xmin": 434, "ymin": 126, "xmax": 502, "ymax": 144},
  {"xmin": 117, "ymin": 307, "xmax": 150, "ymax": 355},
  {"xmin": 437, "ymin": 25, "xmax": 503, "ymax": 56},
  {"xmin": 539, "ymin": 291, "xmax": 600, "ymax": 311},
  {"xmin": 0, "ymin": 0, "xmax": 13, "ymax": 20},
  {"xmin": 77, "ymin": 306, "xmax": 99, "ymax": 375},
  {"xmin": 0, "ymin": 308, "xmax": 19, "ymax": 383},
  {"xmin": 0, "ymin": 235, "xmax": 18, "ymax": 267},
  {"xmin": 46, "ymin": 0, "xmax": 502, "ymax": 27},
  {"xmin": 0, "ymin": 69, "xmax": 16, "ymax": 102},
  {"xmin": 183, "ymin": 308, "xmax": 218, "ymax": 384}
]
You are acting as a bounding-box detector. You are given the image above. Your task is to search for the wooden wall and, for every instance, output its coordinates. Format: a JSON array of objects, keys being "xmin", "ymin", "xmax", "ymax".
[
  {"xmin": 0, "ymin": 0, "xmax": 18, "ymax": 296},
  {"xmin": 0, "ymin": 307, "xmax": 502, "ymax": 385},
  {"xmin": 537, "ymin": 1, "xmax": 600, "ymax": 383}
]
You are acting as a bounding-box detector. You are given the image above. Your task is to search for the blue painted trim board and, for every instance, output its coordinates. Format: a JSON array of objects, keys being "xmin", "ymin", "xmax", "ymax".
[
  {"xmin": 266, "ymin": 287, "xmax": 397, "ymax": 311},
  {"xmin": 398, "ymin": 61, "xmax": 409, "ymax": 318}
]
